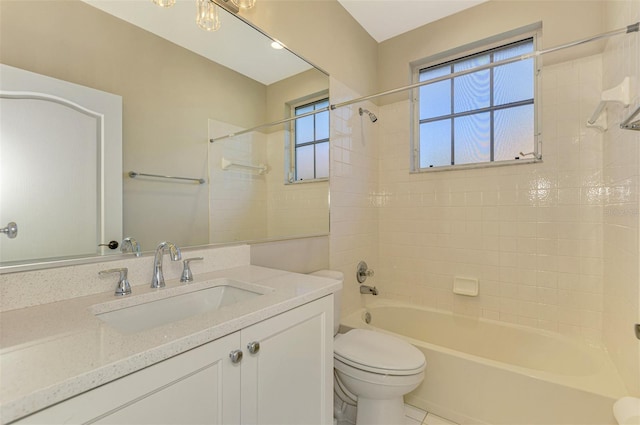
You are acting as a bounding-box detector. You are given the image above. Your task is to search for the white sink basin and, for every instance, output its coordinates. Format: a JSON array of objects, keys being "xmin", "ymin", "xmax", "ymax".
[{"xmin": 92, "ymin": 279, "xmax": 268, "ymax": 334}]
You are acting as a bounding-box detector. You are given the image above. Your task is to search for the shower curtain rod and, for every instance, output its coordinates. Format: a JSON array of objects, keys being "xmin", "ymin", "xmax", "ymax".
[
  {"xmin": 330, "ymin": 22, "xmax": 639, "ymax": 110},
  {"xmin": 210, "ymin": 22, "xmax": 638, "ymax": 143},
  {"xmin": 210, "ymin": 106, "xmax": 328, "ymax": 143}
]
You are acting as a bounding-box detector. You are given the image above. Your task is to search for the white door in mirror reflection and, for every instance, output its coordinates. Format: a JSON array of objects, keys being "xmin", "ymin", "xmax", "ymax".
[{"xmin": 0, "ymin": 65, "xmax": 123, "ymax": 264}]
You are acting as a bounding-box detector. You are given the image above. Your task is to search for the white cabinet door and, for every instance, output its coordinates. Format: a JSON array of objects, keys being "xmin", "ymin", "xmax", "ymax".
[
  {"xmin": 15, "ymin": 333, "xmax": 241, "ymax": 425},
  {"xmin": 240, "ymin": 296, "xmax": 333, "ymax": 425}
]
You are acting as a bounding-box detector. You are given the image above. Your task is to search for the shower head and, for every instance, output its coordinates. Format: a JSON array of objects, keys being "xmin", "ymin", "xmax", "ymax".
[{"xmin": 359, "ymin": 107, "xmax": 378, "ymax": 123}]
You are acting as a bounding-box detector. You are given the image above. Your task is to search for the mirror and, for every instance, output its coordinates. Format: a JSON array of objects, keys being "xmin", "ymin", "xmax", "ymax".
[{"xmin": 0, "ymin": 0, "xmax": 329, "ymax": 268}]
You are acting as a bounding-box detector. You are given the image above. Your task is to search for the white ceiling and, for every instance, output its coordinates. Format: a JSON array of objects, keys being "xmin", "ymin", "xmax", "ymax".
[{"xmin": 337, "ymin": 0, "xmax": 489, "ymax": 42}]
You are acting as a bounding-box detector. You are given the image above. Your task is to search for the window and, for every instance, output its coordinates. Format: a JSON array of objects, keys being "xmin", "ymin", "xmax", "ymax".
[
  {"xmin": 413, "ymin": 35, "xmax": 538, "ymax": 170},
  {"xmin": 289, "ymin": 97, "xmax": 329, "ymax": 182}
]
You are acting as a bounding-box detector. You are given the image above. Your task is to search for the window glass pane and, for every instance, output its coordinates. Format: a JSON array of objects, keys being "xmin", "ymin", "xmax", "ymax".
[
  {"xmin": 296, "ymin": 145, "xmax": 315, "ymax": 181},
  {"xmin": 295, "ymin": 115, "xmax": 314, "ymax": 145},
  {"xmin": 420, "ymin": 65, "xmax": 451, "ymax": 82},
  {"xmin": 454, "ymin": 112, "xmax": 490, "ymax": 164},
  {"xmin": 494, "ymin": 104, "xmax": 534, "ymax": 161},
  {"xmin": 295, "ymin": 104, "xmax": 313, "ymax": 115},
  {"xmin": 454, "ymin": 54, "xmax": 490, "ymax": 72},
  {"xmin": 315, "ymin": 99, "xmax": 329, "ymax": 110},
  {"xmin": 419, "ymin": 66, "xmax": 451, "ymax": 119},
  {"xmin": 494, "ymin": 40, "xmax": 534, "ymax": 105},
  {"xmin": 420, "ymin": 80, "xmax": 451, "ymax": 120},
  {"xmin": 315, "ymin": 142, "xmax": 329, "ymax": 178},
  {"xmin": 453, "ymin": 70, "xmax": 490, "ymax": 113},
  {"xmin": 494, "ymin": 58, "xmax": 533, "ymax": 105},
  {"xmin": 494, "ymin": 40, "xmax": 534, "ymax": 61},
  {"xmin": 315, "ymin": 110, "xmax": 329, "ymax": 140},
  {"xmin": 420, "ymin": 119, "xmax": 451, "ymax": 168},
  {"xmin": 453, "ymin": 54, "xmax": 490, "ymax": 113}
]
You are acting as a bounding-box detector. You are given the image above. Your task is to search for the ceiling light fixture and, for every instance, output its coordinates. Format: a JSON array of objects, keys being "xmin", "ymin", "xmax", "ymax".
[
  {"xmin": 152, "ymin": 0, "xmax": 176, "ymax": 7},
  {"xmin": 232, "ymin": 0, "xmax": 255, "ymax": 9},
  {"xmin": 152, "ymin": 0, "xmax": 250, "ymax": 32},
  {"xmin": 196, "ymin": 0, "xmax": 221, "ymax": 31}
]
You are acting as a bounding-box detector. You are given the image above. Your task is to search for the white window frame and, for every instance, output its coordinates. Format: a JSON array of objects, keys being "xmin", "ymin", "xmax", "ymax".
[
  {"xmin": 286, "ymin": 92, "xmax": 330, "ymax": 184},
  {"xmin": 410, "ymin": 24, "xmax": 542, "ymax": 172}
]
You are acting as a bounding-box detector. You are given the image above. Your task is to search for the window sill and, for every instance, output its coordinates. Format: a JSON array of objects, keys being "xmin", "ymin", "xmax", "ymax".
[
  {"xmin": 412, "ymin": 157, "xmax": 542, "ymax": 173},
  {"xmin": 285, "ymin": 178, "xmax": 329, "ymax": 185}
]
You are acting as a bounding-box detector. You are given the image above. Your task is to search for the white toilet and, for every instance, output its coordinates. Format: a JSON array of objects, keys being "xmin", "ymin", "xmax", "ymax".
[{"xmin": 311, "ymin": 270, "xmax": 426, "ymax": 425}]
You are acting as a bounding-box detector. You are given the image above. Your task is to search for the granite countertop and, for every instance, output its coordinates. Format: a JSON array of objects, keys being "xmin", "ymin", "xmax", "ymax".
[{"xmin": 0, "ymin": 265, "xmax": 341, "ymax": 424}]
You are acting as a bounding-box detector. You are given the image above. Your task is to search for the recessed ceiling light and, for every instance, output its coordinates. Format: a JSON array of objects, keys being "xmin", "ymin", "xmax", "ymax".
[{"xmin": 271, "ymin": 41, "xmax": 284, "ymax": 50}]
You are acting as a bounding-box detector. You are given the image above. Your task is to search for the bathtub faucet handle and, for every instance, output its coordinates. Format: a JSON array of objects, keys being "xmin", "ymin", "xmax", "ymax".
[{"xmin": 357, "ymin": 261, "xmax": 374, "ymax": 283}]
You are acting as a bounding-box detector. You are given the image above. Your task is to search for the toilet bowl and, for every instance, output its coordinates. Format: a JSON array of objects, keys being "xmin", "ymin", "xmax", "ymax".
[
  {"xmin": 309, "ymin": 270, "xmax": 426, "ymax": 425},
  {"xmin": 334, "ymin": 329, "xmax": 425, "ymax": 425}
]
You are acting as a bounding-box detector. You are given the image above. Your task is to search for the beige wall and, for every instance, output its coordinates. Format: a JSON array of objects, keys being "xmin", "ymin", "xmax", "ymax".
[
  {"xmin": 0, "ymin": 0, "xmax": 267, "ymax": 251},
  {"xmin": 378, "ymin": 0, "xmax": 606, "ymax": 105},
  {"xmin": 266, "ymin": 68, "xmax": 329, "ymax": 127}
]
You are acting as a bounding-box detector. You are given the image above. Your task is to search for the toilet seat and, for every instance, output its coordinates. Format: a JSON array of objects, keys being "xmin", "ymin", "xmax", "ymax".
[{"xmin": 334, "ymin": 329, "xmax": 425, "ymax": 376}]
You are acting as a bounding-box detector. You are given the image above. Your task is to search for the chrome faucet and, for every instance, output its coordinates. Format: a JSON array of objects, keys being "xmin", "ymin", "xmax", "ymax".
[
  {"xmin": 151, "ymin": 241, "xmax": 181, "ymax": 289},
  {"xmin": 121, "ymin": 237, "xmax": 142, "ymax": 257},
  {"xmin": 360, "ymin": 285, "xmax": 378, "ymax": 296}
]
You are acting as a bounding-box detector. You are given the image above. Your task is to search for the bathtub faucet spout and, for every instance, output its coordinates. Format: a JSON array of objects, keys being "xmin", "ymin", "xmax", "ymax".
[{"xmin": 360, "ymin": 285, "xmax": 378, "ymax": 296}]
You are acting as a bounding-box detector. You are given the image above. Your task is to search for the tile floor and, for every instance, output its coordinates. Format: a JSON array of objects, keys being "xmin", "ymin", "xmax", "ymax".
[
  {"xmin": 336, "ymin": 404, "xmax": 458, "ymax": 425},
  {"xmin": 405, "ymin": 404, "xmax": 458, "ymax": 425}
]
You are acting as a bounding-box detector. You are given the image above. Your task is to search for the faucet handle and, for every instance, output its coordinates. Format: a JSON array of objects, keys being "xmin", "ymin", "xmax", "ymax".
[
  {"xmin": 180, "ymin": 257, "xmax": 204, "ymax": 283},
  {"xmin": 356, "ymin": 261, "xmax": 374, "ymax": 283},
  {"xmin": 99, "ymin": 268, "xmax": 132, "ymax": 296}
]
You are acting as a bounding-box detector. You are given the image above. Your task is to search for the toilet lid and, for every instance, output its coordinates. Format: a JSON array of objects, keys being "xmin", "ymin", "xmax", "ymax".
[{"xmin": 334, "ymin": 329, "xmax": 425, "ymax": 375}]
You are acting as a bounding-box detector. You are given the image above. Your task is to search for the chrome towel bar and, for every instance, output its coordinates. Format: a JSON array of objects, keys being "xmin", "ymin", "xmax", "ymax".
[{"xmin": 128, "ymin": 171, "xmax": 205, "ymax": 184}]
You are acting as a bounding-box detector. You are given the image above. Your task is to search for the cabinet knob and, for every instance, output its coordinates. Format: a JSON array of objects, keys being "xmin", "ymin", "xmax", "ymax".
[
  {"xmin": 247, "ymin": 341, "xmax": 260, "ymax": 354},
  {"xmin": 229, "ymin": 349, "xmax": 243, "ymax": 364}
]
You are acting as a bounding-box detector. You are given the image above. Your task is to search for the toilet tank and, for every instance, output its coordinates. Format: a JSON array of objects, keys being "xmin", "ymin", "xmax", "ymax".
[{"xmin": 308, "ymin": 270, "xmax": 343, "ymax": 335}]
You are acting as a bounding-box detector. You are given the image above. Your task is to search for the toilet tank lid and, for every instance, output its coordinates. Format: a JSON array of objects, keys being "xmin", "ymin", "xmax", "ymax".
[
  {"xmin": 309, "ymin": 270, "xmax": 344, "ymax": 281},
  {"xmin": 334, "ymin": 329, "xmax": 425, "ymax": 372}
]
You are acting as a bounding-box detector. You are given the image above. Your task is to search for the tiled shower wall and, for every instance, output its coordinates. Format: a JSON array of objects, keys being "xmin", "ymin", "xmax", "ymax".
[
  {"xmin": 329, "ymin": 77, "xmax": 380, "ymax": 317},
  {"xmin": 602, "ymin": 0, "xmax": 640, "ymax": 396},
  {"xmin": 376, "ymin": 54, "xmax": 608, "ymax": 339}
]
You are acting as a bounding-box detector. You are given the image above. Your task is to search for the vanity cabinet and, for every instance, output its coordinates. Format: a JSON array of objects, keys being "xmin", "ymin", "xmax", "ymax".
[
  {"xmin": 14, "ymin": 296, "xmax": 333, "ymax": 425},
  {"xmin": 241, "ymin": 296, "xmax": 332, "ymax": 425}
]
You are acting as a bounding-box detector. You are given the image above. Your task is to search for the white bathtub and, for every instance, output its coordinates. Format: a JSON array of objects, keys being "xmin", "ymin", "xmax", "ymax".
[{"xmin": 340, "ymin": 300, "xmax": 628, "ymax": 425}]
